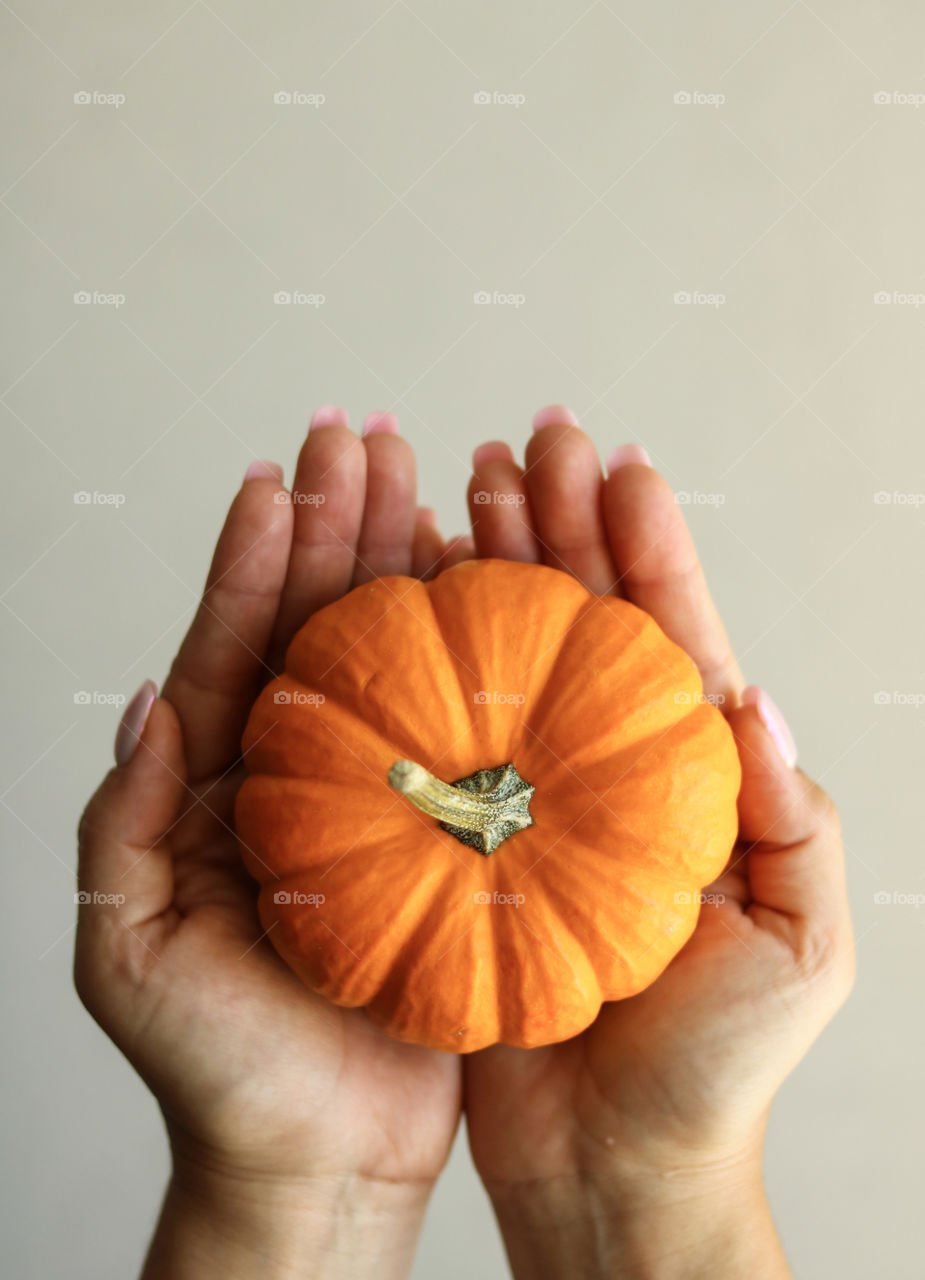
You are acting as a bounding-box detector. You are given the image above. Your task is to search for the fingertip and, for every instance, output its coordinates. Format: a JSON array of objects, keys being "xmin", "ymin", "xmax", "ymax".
[
  {"xmin": 741, "ymin": 685, "xmax": 797, "ymax": 769},
  {"xmin": 114, "ymin": 680, "xmax": 158, "ymax": 767}
]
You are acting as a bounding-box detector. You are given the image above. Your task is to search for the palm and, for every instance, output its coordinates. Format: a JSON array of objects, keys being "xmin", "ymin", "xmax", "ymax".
[
  {"xmin": 139, "ymin": 764, "xmax": 459, "ymax": 1184},
  {"xmin": 78, "ymin": 416, "xmax": 466, "ymax": 1189},
  {"xmin": 461, "ymin": 422, "xmax": 760, "ymax": 1187},
  {"xmin": 465, "ymin": 856, "xmax": 798, "ymax": 1186}
]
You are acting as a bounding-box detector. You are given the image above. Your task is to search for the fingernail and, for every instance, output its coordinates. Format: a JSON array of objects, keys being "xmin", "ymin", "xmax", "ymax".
[
  {"xmin": 472, "ymin": 441, "xmax": 513, "ymax": 468},
  {"xmin": 606, "ymin": 443, "xmax": 652, "ymax": 473},
  {"xmin": 362, "ymin": 411, "xmax": 399, "ymax": 436},
  {"xmin": 532, "ymin": 405, "xmax": 579, "ymax": 432},
  {"xmin": 115, "ymin": 679, "xmax": 158, "ymax": 767},
  {"xmin": 244, "ymin": 459, "xmax": 283, "ymax": 482},
  {"xmin": 310, "ymin": 405, "xmax": 349, "ymax": 430},
  {"xmin": 741, "ymin": 685, "xmax": 797, "ymax": 768},
  {"xmin": 417, "ymin": 506, "xmax": 437, "ymax": 527}
]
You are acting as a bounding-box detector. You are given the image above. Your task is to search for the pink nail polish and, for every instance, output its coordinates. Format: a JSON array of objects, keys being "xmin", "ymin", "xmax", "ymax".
[
  {"xmin": 115, "ymin": 679, "xmax": 157, "ymax": 767},
  {"xmin": 532, "ymin": 405, "xmax": 579, "ymax": 432},
  {"xmin": 244, "ymin": 459, "xmax": 283, "ymax": 482},
  {"xmin": 362, "ymin": 411, "xmax": 400, "ymax": 436},
  {"xmin": 741, "ymin": 686, "xmax": 797, "ymax": 768},
  {"xmin": 472, "ymin": 442, "xmax": 512, "ymax": 468},
  {"xmin": 606, "ymin": 443, "xmax": 652, "ymax": 473},
  {"xmin": 310, "ymin": 405, "xmax": 349, "ymax": 430}
]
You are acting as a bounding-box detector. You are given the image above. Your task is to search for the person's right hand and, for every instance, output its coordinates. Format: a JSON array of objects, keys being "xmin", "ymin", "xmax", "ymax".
[
  {"xmin": 75, "ymin": 409, "xmax": 466, "ymax": 1280},
  {"xmin": 462, "ymin": 409, "xmax": 856, "ymax": 1278}
]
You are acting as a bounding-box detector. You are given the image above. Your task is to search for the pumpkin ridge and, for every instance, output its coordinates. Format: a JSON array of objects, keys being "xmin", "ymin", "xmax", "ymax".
[{"xmin": 508, "ymin": 589, "xmax": 599, "ymax": 756}]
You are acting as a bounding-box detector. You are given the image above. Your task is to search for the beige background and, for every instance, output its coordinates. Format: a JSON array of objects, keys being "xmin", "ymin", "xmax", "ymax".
[{"xmin": 2, "ymin": 2, "xmax": 923, "ymax": 1276}]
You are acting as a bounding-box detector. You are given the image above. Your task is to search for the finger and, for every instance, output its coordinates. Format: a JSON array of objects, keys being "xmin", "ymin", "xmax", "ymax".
[
  {"xmin": 268, "ymin": 408, "xmax": 366, "ymax": 667},
  {"xmin": 468, "ymin": 442, "xmax": 540, "ymax": 563},
  {"xmin": 727, "ymin": 689, "xmax": 848, "ymax": 939},
  {"xmin": 603, "ymin": 457, "xmax": 744, "ymax": 705},
  {"xmin": 76, "ymin": 696, "xmax": 185, "ymax": 953},
  {"xmin": 523, "ymin": 407, "xmax": 621, "ymax": 595},
  {"xmin": 435, "ymin": 535, "xmax": 476, "ymax": 571},
  {"xmin": 351, "ymin": 413, "xmax": 417, "ymax": 585},
  {"xmin": 411, "ymin": 509, "xmax": 446, "ymax": 581},
  {"xmin": 161, "ymin": 467, "xmax": 294, "ymax": 784}
]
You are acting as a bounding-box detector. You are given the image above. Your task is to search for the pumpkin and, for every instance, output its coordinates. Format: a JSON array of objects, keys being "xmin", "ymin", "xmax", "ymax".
[{"xmin": 235, "ymin": 558, "xmax": 740, "ymax": 1052}]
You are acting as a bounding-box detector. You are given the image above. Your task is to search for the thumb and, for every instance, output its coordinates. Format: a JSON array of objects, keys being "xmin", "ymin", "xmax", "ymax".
[
  {"xmin": 76, "ymin": 682, "xmax": 187, "ymax": 934},
  {"xmin": 727, "ymin": 686, "xmax": 847, "ymax": 931}
]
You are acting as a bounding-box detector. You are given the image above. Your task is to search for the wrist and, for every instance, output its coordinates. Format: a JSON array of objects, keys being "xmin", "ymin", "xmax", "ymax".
[
  {"xmin": 141, "ymin": 1152, "xmax": 434, "ymax": 1280},
  {"xmin": 485, "ymin": 1152, "xmax": 790, "ymax": 1280}
]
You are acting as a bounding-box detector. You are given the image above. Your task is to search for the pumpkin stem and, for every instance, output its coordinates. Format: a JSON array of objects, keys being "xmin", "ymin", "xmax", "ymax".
[{"xmin": 388, "ymin": 759, "xmax": 535, "ymax": 856}]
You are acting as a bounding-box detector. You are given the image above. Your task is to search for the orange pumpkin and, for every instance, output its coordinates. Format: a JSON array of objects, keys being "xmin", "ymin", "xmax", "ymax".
[{"xmin": 235, "ymin": 558, "xmax": 740, "ymax": 1052}]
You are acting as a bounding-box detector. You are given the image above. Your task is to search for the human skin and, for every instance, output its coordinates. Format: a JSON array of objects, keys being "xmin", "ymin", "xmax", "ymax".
[
  {"xmin": 461, "ymin": 409, "xmax": 856, "ymax": 1279},
  {"xmin": 75, "ymin": 408, "xmax": 475, "ymax": 1280},
  {"xmin": 75, "ymin": 404, "xmax": 854, "ymax": 1278}
]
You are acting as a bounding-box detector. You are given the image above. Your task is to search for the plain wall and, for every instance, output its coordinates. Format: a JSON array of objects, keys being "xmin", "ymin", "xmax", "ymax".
[{"xmin": 2, "ymin": 2, "xmax": 923, "ymax": 1276}]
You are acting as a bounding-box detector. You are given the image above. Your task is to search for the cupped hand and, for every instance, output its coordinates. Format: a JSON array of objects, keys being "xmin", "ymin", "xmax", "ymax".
[
  {"xmin": 75, "ymin": 409, "xmax": 469, "ymax": 1198},
  {"xmin": 463, "ymin": 411, "xmax": 856, "ymax": 1200}
]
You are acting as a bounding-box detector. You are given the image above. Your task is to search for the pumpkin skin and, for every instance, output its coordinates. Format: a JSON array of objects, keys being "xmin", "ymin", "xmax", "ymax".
[{"xmin": 235, "ymin": 558, "xmax": 741, "ymax": 1053}]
